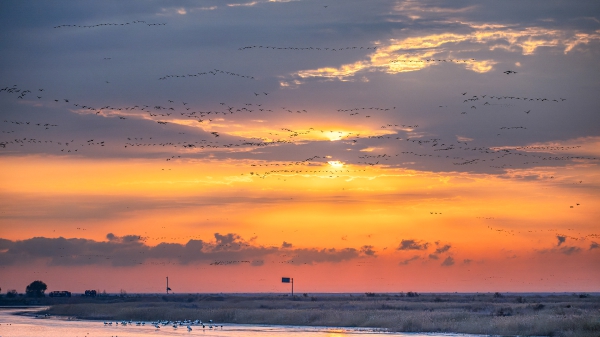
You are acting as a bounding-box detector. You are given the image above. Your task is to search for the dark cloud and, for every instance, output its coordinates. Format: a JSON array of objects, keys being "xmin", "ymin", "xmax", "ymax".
[
  {"xmin": 0, "ymin": 238, "xmax": 14, "ymax": 250},
  {"xmin": 557, "ymin": 235, "xmax": 567, "ymax": 246},
  {"xmin": 590, "ymin": 242, "xmax": 599, "ymax": 250},
  {"xmin": 463, "ymin": 259, "xmax": 472, "ymax": 264},
  {"xmin": 360, "ymin": 245, "xmax": 376, "ymax": 256},
  {"xmin": 286, "ymin": 248, "xmax": 361, "ymax": 265},
  {"xmin": 281, "ymin": 241, "xmax": 292, "ymax": 248},
  {"xmin": 397, "ymin": 239, "xmax": 429, "ymax": 251},
  {"xmin": 428, "ymin": 243, "xmax": 452, "ymax": 260},
  {"xmin": 441, "ymin": 256, "xmax": 455, "ymax": 267},
  {"xmin": 538, "ymin": 245, "xmax": 583, "ymax": 256},
  {"xmin": 558, "ymin": 246, "xmax": 581, "ymax": 255},
  {"xmin": 434, "ymin": 244, "xmax": 452, "ymax": 254},
  {"xmin": 0, "ymin": 233, "xmax": 374, "ymax": 267}
]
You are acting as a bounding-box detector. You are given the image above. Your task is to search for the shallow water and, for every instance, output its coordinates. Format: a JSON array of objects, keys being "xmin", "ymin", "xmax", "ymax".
[{"xmin": 0, "ymin": 308, "xmax": 487, "ymax": 337}]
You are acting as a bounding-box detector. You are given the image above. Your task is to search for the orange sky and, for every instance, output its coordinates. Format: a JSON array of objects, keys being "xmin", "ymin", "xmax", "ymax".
[
  {"xmin": 1, "ymin": 1, "xmax": 600, "ymax": 294},
  {"xmin": 1, "ymin": 153, "xmax": 598, "ymax": 293}
]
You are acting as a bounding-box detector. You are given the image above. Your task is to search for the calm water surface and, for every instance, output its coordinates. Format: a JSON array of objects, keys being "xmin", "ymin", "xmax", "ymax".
[{"xmin": 0, "ymin": 308, "xmax": 486, "ymax": 337}]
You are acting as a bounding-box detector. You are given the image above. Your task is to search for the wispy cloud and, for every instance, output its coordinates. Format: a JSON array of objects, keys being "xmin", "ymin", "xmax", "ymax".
[
  {"xmin": 441, "ymin": 256, "xmax": 455, "ymax": 266},
  {"xmin": 399, "ymin": 255, "xmax": 420, "ymax": 265}
]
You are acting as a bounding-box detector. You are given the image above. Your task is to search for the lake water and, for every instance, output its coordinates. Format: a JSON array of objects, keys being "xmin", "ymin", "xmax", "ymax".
[{"xmin": 0, "ymin": 308, "xmax": 487, "ymax": 337}]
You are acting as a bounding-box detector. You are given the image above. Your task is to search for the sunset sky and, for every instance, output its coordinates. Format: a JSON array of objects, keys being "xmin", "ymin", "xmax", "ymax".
[{"xmin": 1, "ymin": 0, "xmax": 599, "ymax": 294}]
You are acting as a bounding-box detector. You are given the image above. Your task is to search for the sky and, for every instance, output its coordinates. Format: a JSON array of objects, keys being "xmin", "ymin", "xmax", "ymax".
[{"xmin": 1, "ymin": 0, "xmax": 599, "ymax": 294}]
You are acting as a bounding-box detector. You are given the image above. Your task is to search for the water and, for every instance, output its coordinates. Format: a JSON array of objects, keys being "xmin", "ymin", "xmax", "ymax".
[{"xmin": 0, "ymin": 308, "xmax": 485, "ymax": 337}]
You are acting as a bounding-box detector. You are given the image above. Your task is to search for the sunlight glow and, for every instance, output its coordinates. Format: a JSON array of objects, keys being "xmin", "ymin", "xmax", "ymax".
[{"xmin": 328, "ymin": 160, "xmax": 345, "ymax": 168}]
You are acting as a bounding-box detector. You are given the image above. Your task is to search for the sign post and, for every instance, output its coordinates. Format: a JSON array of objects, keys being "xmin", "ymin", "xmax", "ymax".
[{"xmin": 281, "ymin": 277, "xmax": 293, "ymax": 296}]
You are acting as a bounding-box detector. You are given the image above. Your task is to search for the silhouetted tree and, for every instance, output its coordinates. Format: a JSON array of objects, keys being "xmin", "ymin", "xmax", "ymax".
[
  {"xmin": 25, "ymin": 280, "xmax": 47, "ymax": 297},
  {"xmin": 6, "ymin": 289, "xmax": 18, "ymax": 298}
]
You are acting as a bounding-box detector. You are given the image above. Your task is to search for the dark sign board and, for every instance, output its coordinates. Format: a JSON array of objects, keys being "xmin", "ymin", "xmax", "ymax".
[{"xmin": 281, "ymin": 277, "xmax": 291, "ymax": 283}]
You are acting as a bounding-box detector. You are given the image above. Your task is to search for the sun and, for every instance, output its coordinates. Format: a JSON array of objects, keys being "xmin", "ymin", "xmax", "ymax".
[
  {"xmin": 324, "ymin": 131, "xmax": 349, "ymax": 141},
  {"xmin": 327, "ymin": 160, "xmax": 345, "ymax": 168}
]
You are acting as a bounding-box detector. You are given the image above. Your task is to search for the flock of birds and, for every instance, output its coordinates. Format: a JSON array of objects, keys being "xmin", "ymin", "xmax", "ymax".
[
  {"xmin": 238, "ymin": 45, "xmax": 378, "ymax": 51},
  {"xmin": 2, "ymin": 82, "xmax": 597, "ymax": 180},
  {"xmin": 158, "ymin": 68, "xmax": 256, "ymax": 81},
  {"xmin": 102, "ymin": 318, "xmax": 222, "ymax": 331},
  {"xmin": 1, "ymin": 87, "xmax": 597, "ymax": 179},
  {"xmin": 53, "ymin": 20, "xmax": 166, "ymax": 29},
  {"xmin": 391, "ymin": 58, "xmax": 477, "ymax": 63}
]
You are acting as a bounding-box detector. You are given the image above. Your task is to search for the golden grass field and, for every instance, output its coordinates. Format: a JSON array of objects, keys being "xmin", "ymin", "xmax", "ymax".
[{"xmin": 4, "ymin": 292, "xmax": 599, "ymax": 336}]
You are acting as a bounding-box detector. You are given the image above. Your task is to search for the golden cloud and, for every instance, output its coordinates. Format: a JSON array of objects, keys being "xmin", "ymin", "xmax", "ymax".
[{"xmin": 282, "ymin": 26, "xmax": 600, "ymax": 84}]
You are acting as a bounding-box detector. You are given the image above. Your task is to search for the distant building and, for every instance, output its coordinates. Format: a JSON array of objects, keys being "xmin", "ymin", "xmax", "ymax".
[{"xmin": 84, "ymin": 290, "xmax": 97, "ymax": 297}]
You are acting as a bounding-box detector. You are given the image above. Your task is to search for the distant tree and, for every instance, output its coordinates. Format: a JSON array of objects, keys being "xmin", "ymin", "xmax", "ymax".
[
  {"xmin": 6, "ymin": 289, "xmax": 18, "ymax": 298},
  {"xmin": 25, "ymin": 280, "xmax": 47, "ymax": 297}
]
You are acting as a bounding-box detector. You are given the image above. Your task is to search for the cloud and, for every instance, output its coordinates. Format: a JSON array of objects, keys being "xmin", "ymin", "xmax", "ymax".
[
  {"xmin": 556, "ymin": 235, "xmax": 566, "ymax": 246},
  {"xmin": 281, "ymin": 241, "xmax": 293, "ymax": 248},
  {"xmin": 463, "ymin": 259, "xmax": 472, "ymax": 264},
  {"xmin": 434, "ymin": 244, "xmax": 452, "ymax": 254},
  {"xmin": 0, "ymin": 233, "xmax": 374, "ymax": 267},
  {"xmin": 441, "ymin": 256, "xmax": 455, "ymax": 267},
  {"xmin": 399, "ymin": 255, "xmax": 420, "ymax": 265},
  {"xmin": 360, "ymin": 245, "xmax": 377, "ymax": 256},
  {"xmin": 558, "ymin": 246, "xmax": 581, "ymax": 255},
  {"xmin": 0, "ymin": 238, "xmax": 14, "ymax": 251},
  {"xmin": 538, "ymin": 244, "xmax": 583, "ymax": 256},
  {"xmin": 590, "ymin": 242, "xmax": 599, "ymax": 250},
  {"xmin": 285, "ymin": 248, "xmax": 361, "ymax": 265},
  {"xmin": 227, "ymin": 0, "xmax": 297, "ymax": 7},
  {"xmin": 397, "ymin": 239, "xmax": 429, "ymax": 250},
  {"xmin": 283, "ymin": 23, "xmax": 600, "ymax": 84},
  {"xmin": 106, "ymin": 233, "xmax": 142, "ymax": 243},
  {"xmin": 428, "ymin": 243, "xmax": 452, "ymax": 260}
]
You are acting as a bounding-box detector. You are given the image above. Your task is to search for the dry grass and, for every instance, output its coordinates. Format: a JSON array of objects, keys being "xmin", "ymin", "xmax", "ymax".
[{"xmin": 27, "ymin": 293, "xmax": 600, "ymax": 336}]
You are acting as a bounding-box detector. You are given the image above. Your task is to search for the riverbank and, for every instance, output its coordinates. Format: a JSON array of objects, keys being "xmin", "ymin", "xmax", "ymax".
[{"xmin": 3, "ymin": 293, "xmax": 599, "ymax": 336}]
